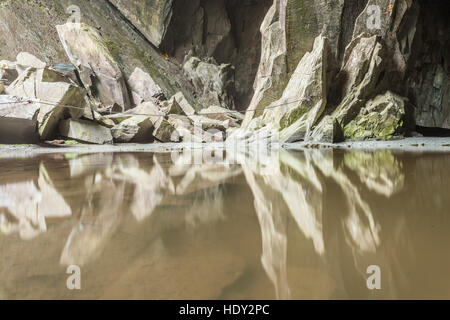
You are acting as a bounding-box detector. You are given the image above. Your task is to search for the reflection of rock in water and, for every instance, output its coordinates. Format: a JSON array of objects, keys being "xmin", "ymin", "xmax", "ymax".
[
  {"xmin": 60, "ymin": 180, "xmax": 125, "ymax": 267},
  {"xmin": 237, "ymin": 148, "xmax": 405, "ymax": 298},
  {"xmin": 243, "ymin": 166, "xmax": 290, "ymax": 299},
  {"xmin": 2, "ymin": 149, "xmax": 450, "ymax": 299},
  {"xmin": 58, "ymin": 151, "xmax": 242, "ymax": 267},
  {"xmin": 344, "ymin": 150, "xmax": 405, "ymax": 197},
  {"xmin": 184, "ymin": 186, "xmax": 225, "ymax": 230},
  {"xmin": 0, "ymin": 164, "xmax": 71, "ymax": 239},
  {"xmin": 310, "ymin": 150, "xmax": 381, "ymax": 254},
  {"xmin": 111, "ymin": 155, "xmax": 169, "ymax": 222}
]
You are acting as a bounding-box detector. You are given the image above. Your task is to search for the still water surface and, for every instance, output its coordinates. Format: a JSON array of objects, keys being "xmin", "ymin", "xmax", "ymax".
[{"xmin": 0, "ymin": 149, "xmax": 449, "ymax": 299}]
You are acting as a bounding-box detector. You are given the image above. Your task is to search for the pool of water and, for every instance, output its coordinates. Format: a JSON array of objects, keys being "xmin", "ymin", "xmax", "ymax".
[{"xmin": 0, "ymin": 148, "xmax": 449, "ymax": 299}]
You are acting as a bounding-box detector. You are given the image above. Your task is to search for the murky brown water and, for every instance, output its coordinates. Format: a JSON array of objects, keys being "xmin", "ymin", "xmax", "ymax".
[{"xmin": 0, "ymin": 148, "xmax": 449, "ymax": 300}]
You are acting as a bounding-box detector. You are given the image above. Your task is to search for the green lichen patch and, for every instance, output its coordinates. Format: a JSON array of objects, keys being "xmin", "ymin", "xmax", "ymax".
[{"xmin": 343, "ymin": 91, "xmax": 410, "ymax": 141}]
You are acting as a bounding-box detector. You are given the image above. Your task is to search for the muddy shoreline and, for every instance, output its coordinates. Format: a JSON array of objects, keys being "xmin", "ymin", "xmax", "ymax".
[{"xmin": 0, "ymin": 137, "xmax": 450, "ymax": 158}]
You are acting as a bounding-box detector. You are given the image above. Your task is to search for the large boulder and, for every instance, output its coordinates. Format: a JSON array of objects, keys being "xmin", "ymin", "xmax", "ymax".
[
  {"xmin": 104, "ymin": 101, "xmax": 166, "ymax": 143},
  {"xmin": 111, "ymin": 116, "xmax": 154, "ymax": 143},
  {"xmin": 153, "ymin": 119, "xmax": 180, "ymax": 143},
  {"xmin": 56, "ymin": 23, "xmax": 131, "ymax": 112},
  {"xmin": 343, "ymin": 91, "xmax": 413, "ymax": 141},
  {"xmin": 128, "ymin": 67, "xmax": 164, "ymax": 106},
  {"xmin": 0, "ymin": 95, "xmax": 40, "ymax": 143},
  {"xmin": 129, "ymin": 101, "xmax": 165, "ymax": 127},
  {"xmin": 59, "ymin": 119, "xmax": 113, "ymax": 144},
  {"xmin": 5, "ymin": 59, "xmax": 86, "ymax": 140},
  {"xmin": 161, "ymin": 92, "xmax": 196, "ymax": 116},
  {"xmin": 167, "ymin": 114, "xmax": 201, "ymax": 143}
]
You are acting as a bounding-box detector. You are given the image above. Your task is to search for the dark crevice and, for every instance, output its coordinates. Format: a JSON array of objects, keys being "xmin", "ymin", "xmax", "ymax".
[
  {"xmin": 416, "ymin": 126, "xmax": 450, "ymax": 137},
  {"xmin": 338, "ymin": 0, "xmax": 369, "ymax": 60},
  {"xmin": 161, "ymin": 0, "xmax": 271, "ymax": 111}
]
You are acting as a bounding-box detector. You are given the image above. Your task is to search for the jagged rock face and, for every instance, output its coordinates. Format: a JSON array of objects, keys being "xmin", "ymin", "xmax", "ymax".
[
  {"xmin": 309, "ymin": 116, "xmax": 343, "ymax": 143},
  {"xmin": 327, "ymin": 35, "xmax": 384, "ymax": 127},
  {"xmin": 5, "ymin": 57, "xmax": 86, "ymax": 140},
  {"xmin": 56, "ymin": 23, "xmax": 131, "ymax": 112},
  {"xmin": 0, "ymin": 0, "xmax": 197, "ymax": 109},
  {"xmin": 243, "ymin": 0, "xmax": 449, "ymax": 142},
  {"xmin": 406, "ymin": 0, "xmax": 450, "ymax": 129},
  {"xmin": 183, "ymin": 57, "xmax": 235, "ymax": 110},
  {"xmin": 242, "ymin": 0, "xmax": 289, "ymax": 125},
  {"xmin": 108, "ymin": 0, "xmax": 174, "ymax": 48},
  {"xmin": 161, "ymin": 0, "xmax": 272, "ymax": 110},
  {"xmin": 0, "ymin": 0, "xmax": 448, "ymax": 145},
  {"xmin": 243, "ymin": 0, "xmax": 348, "ymax": 126},
  {"xmin": 258, "ymin": 36, "xmax": 328, "ymax": 142}
]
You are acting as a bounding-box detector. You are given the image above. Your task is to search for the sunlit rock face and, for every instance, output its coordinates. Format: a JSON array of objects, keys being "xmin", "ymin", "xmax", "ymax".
[
  {"xmin": 241, "ymin": 0, "xmax": 449, "ymax": 142},
  {"xmin": 128, "ymin": 67, "xmax": 164, "ymax": 106},
  {"xmin": 56, "ymin": 23, "xmax": 131, "ymax": 112},
  {"xmin": 0, "ymin": 0, "xmax": 447, "ymax": 142},
  {"xmin": 263, "ymin": 36, "xmax": 328, "ymax": 142}
]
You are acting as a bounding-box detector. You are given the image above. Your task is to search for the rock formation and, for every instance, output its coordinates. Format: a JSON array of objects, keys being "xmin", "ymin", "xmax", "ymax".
[{"xmin": 0, "ymin": 0, "xmax": 447, "ymax": 145}]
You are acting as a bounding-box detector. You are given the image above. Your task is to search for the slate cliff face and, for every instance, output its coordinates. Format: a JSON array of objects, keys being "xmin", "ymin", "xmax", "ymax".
[{"xmin": 0, "ymin": 0, "xmax": 448, "ymax": 143}]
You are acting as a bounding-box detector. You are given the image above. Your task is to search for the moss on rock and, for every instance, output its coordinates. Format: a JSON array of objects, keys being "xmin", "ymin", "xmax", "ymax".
[{"xmin": 343, "ymin": 91, "xmax": 412, "ymax": 141}]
